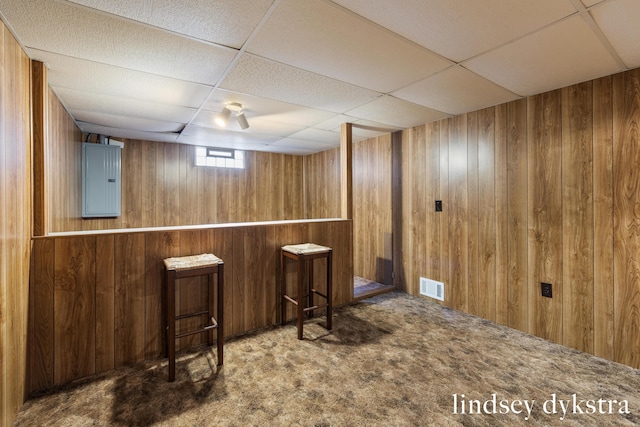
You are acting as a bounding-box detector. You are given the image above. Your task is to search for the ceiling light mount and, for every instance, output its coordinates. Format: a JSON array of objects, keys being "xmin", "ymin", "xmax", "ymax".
[{"xmin": 214, "ymin": 102, "xmax": 250, "ymax": 130}]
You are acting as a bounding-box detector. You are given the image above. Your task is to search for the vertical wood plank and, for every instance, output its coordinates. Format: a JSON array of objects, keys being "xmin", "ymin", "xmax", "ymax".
[
  {"xmin": 467, "ymin": 112, "xmax": 480, "ymax": 316},
  {"xmin": 177, "ymin": 230, "xmax": 203, "ymax": 350},
  {"xmin": 477, "ymin": 107, "xmax": 496, "ymax": 321},
  {"xmin": 528, "ymin": 90, "xmax": 563, "ymax": 344},
  {"xmin": 54, "ymin": 237, "xmax": 96, "ymax": 384},
  {"xmin": 341, "ymin": 123, "xmax": 353, "ymax": 220},
  {"xmin": 425, "ymin": 122, "xmax": 441, "ymax": 285},
  {"xmin": 29, "ymin": 239, "xmax": 55, "ymax": 391},
  {"xmin": 201, "ymin": 228, "xmax": 234, "ymax": 337},
  {"xmin": 506, "ymin": 99, "xmax": 528, "ymax": 331},
  {"xmin": 95, "ymin": 235, "xmax": 115, "ymax": 373},
  {"xmin": 114, "ymin": 233, "xmax": 145, "ymax": 365},
  {"xmin": 562, "ymin": 82, "xmax": 594, "ymax": 353},
  {"xmin": 144, "ymin": 231, "xmax": 179, "ymax": 359},
  {"xmin": 593, "ymin": 75, "xmax": 615, "ymax": 361},
  {"xmin": 613, "ymin": 69, "xmax": 640, "ymax": 368},
  {"xmin": 411, "ymin": 127, "xmax": 427, "ymax": 295},
  {"xmin": 439, "ymin": 121, "xmax": 451, "ymax": 301},
  {"xmin": 448, "ymin": 115, "xmax": 468, "ymax": 312},
  {"xmin": 494, "ymin": 104, "xmax": 509, "ymax": 326},
  {"xmin": 32, "ymin": 61, "xmax": 48, "ymax": 236}
]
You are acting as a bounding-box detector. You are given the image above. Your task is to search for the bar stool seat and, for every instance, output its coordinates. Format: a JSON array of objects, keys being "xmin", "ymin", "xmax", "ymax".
[
  {"xmin": 280, "ymin": 243, "xmax": 332, "ymax": 339},
  {"xmin": 163, "ymin": 253, "xmax": 224, "ymax": 382}
]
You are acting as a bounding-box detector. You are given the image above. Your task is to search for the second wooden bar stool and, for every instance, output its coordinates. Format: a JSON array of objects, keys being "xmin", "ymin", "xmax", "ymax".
[
  {"xmin": 280, "ymin": 243, "xmax": 332, "ymax": 339},
  {"xmin": 163, "ymin": 253, "xmax": 224, "ymax": 382}
]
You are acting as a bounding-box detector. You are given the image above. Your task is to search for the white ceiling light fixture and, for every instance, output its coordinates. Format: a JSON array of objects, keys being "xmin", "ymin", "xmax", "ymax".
[{"xmin": 215, "ymin": 102, "xmax": 250, "ymax": 129}]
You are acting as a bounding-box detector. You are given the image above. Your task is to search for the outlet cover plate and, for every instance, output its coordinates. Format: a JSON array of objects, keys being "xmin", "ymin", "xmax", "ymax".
[{"xmin": 541, "ymin": 282, "xmax": 552, "ymax": 298}]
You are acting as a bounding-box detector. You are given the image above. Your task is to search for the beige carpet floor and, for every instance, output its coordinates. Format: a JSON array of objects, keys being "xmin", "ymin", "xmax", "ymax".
[{"xmin": 14, "ymin": 292, "xmax": 640, "ymax": 426}]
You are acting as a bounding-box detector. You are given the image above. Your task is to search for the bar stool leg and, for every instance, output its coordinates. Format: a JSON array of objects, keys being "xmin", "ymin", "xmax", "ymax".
[
  {"xmin": 207, "ymin": 273, "xmax": 214, "ymax": 346},
  {"xmin": 217, "ymin": 263, "xmax": 224, "ymax": 366},
  {"xmin": 167, "ymin": 270, "xmax": 176, "ymax": 382},
  {"xmin": 280, "ymin": 250, "xmax": 286, "ymax": 327},
  {"xmin": 308, "ymin": 260, "xmax": 314, "ymax": 319},
  {"xmin": 297, "ymin": 257, "xmax": 304, "ymax": 340}
]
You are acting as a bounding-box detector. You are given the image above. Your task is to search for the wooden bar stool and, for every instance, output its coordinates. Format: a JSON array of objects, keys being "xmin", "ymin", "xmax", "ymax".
[
  {"xmin": 163, "ymin": 253, "xmax": 224, "ymax": 382},
  {"xmin": 280, "ymin": 243, "xmax": 332, "ymax": 339}
]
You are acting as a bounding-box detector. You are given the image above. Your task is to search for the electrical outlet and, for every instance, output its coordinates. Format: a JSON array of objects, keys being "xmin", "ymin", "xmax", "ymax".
[
  {"xmin": 541, "ymin": 282, "xmax": 552, "ymax": 298},
  {"xmin": 435, "ymin": 200, "xmax": 443, "ymax": 212}
]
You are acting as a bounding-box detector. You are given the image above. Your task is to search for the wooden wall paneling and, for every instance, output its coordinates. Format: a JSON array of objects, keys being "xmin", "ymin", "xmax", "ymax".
[
  {"xmin": 399, "ymin": 129, "xmax": 414, "ymax": 293},
  {"xmin": 123, "ymin": 141, "xmax": 143, "ymax": 228},
  {"xmin": 179, "ymin": 144, "xmax": 198, "ymax": 226},
  {"xmin": 592, "ymin": 75, "xmax": 615, "ymax": 360},
  {"xmin": 308, "ymin": 221, "xmax": 330, "ymax": 309},
  {"xmin": 613, "ymin": 69, "xmax": 640, "ymax": 368},
  {"xmin": 28, "ymin": 239, "xmax": 55, "ymax": 392},
  {"xmin": 141, "ymin": 141, "xmax": 157, "ymax": 227},
  {"xmin": 154, "ymin": 142, "xmax": 166, "ymax": 226},
  {"xmin": 562, "ymin": 82, "xmax": 595, "ymax": 353},
  {"xmin": 144, "ymin": 231, "xmax": 179, "ymax": 359},
  {"xmin": 352, "ymin": 140, "xmax": 363, "ymax": 278},
  {"xmin": 163, "ymin": 143, "xmax": 180, "ymax": 226},
  {"xmin": 527, "ymin": 90, "xmax": 563, "ymax": 344},
  {"xmin": 264, "ymin": 225, "xmax": 281, "ymax": 325},
  {"xmin": 177, "ymin": 230, "xmax": 204, "ymax": 350},
  {"xmin": 391, "ymin": 131, "xmax": 404, "ymax": 290},
  {"xmin": 32, "ymin": 61, "xmax": 48, "ymax": 236},
  {"xmin": 425, "ymin": 122, "xmax": 442, "ymax": 288},
  {"xmin": 95, "ymin": 235, "xmax": 115, "ymax": 372},
  {"xmin": 467, "ymin": 112, "xmax": 480, "ymax": 316},
  {"xmin": 448, "ymin": 115, "xmax": 469, "ymax": 312},
  {"xmin": 201, "ymin": 228, "xmax": 234, "ymax": 338},
  {"xmin": 244, "ymin": 226, "xmax": 267, "ymax": 331},
  {"xmin": 438, "ymin": 122, "xmax": 451, "ymax": 302},
  {"xmin": 506, "ymin": 99, "xmax": 528, "ymax": 331},
  {"xmin": 477, "ymin": 107, "xmax": 497, "ymax": 321},
  {"xmin": 114, "ymin": 233, "xmax": 145, "ymax": 365},
  {"xmin": 341, "ymin": 123, "xmax": 353, "ymax": 220},
  {"xmin": 378, "ymin": 134, "xmax": 393, "ymax": 286},
  {"xmin": 494, "ymin": 104, "xmax": 509, "ymax": 325},
  {"xmin": 411, "ymin": 127, "xmax": 427, "ymax": 295},
  {"xmin": 54, "ymin": 237, "xmax": 96, "ymax": 385},
  {"xmin": 231, "ymin": 228, "xmax": 246, "ymax": 335},
  {"xmin": 328, "ymin": 220, "xmax": 354, "ymax": 306}
]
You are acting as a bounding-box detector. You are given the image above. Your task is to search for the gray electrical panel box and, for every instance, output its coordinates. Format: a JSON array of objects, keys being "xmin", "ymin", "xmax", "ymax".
[{"xmin": 82, "ymin": 143, "xmax": 122, "ymax": 218}]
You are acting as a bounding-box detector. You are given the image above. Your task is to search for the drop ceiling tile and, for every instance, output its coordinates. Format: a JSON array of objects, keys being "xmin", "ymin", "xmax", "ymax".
[
  {"xmin": 72, "ymin": 110, "xmax": 184, "ymax": 133},
  {"xmin": 464, "ymin": 15, "xmax": 622, "ymax": 96},
  {"xmin": 246, "ymin": 0, "xmax": 451, "ymax": 93},
  {"xmin": 1, "ymin": 0, "xmax": 237, "ymax": 84},
  {"xmin": 76, "ymin": 122, "xmax": 180, "ymax": 143},
  {"xmin": 220, "ymin": 54, "xmax": 382, "ymax": 113},
  {"xmin": 346, "ymin": 95, "xmax": 450, "ymax": 129},
  {"xmin": 392, "ymin": 66, "xmax": 521, "ymax": 115},
  {"xmin": 191, "ymin": 110, "xmax": 305, "ymax": 136},
  {"xmin": 590, "ymin": 0, "xmax": 640, "ymax": 68},
  {"xmin": 179, "ymin": 124, "xmax": 279, "ymax": 145},
  {"xmin": 30, "ymin": 50, "xmax": 212, "ymax": 107},
  {"xmin": 203, "ymin": 90, "xmax": 336, "ymax": 127},
  {"xmin": 269, "ymin": 138, "xmax": 336, "ymax": 152},
  {"xmin": 66, "ymin": 0, "xmax": 273, "ymax": 48},
  {"xmin": 54, "ymin": 87, "xmax": 198, "ymax": 123},
  {"xmin": 332, "ymin": 0, "xmax": 577, "ymax": 62},
  {"xmin": 261, "ymin": 144, "xmax": 317, "ymax": 156},
  {"xmin": 582, "ymin": 0, "xmax": 607, "ymax": 7},
  {"xmin": 312, "ymin": 115, "xmax": 400, "ymax": 138},
  {"xmin": 287, "ymin": 128, "xmax": 341, "ymax": 146},
  {"xmin": 177, "ymin": 133, "xmax": 269, "ymax": 152}
]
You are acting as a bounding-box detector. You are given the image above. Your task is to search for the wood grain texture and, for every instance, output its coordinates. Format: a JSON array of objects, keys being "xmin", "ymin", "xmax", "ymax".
[
  {"xmin": 562, "ymin": 82, "xmax": 594, "ymax": 353},
  {"xmin": 592, "ymin": 75, "xmax": 615, "ymax": 360},
  {"xmin": 527, "ymin": 90, "xmax": 563, "ymax": 344},
  {"xmin": 506, "ymin": 99, "xmax": 528, "ymax": 331},
  {"xmin": 54, "ymin": 237, "xmax": 96, "ymax": 385},
  {"xmin": 1, "ymin": 22, "xmax": 33, "ymax": 425},
  {"xmin": 448, "ymin": 115, "xmax": 469, "ymax": 312},
  {"xmin": 95, "ymin": 235, "xmax": 115, "ymax": 372},
  {"xmin": 613, "ymin": 69, "xmax": 640, "ymax": 368},
  {"xmin": 341, "ymin": 123, "xmax": 353, "ymax": 220},
  {"xmin": 494, "ymin": 104, "xmax": 509, "ymax": 326},
  {"xmin": 48, "ymin": 139, "xmax": 305, "ymax": 232},
  {"xmin": 353, "ymin": 134, "xmax": 392, "ymax": 285},
  {"xmin": 304, "ymin": 147, "xmax": 341, "ymax": 219},
  {"xmin": 467, "ymin": 112, "xmax": 480, "ymax": 316},
  {"xmin": 32, "ymin": 61, "xmax": 48, "ymax": 236}
]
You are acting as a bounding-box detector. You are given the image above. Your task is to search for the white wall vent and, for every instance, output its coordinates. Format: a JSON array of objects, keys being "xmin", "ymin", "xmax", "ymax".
[{"xmin": 420, "ymin": 277, "xmax": 444, "ymax": 301}]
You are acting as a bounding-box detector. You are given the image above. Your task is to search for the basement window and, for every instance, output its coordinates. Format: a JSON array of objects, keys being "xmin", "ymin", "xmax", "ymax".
[{"xmin": 195, "ymin": 147, "xmax": 244, "ymax": 169}]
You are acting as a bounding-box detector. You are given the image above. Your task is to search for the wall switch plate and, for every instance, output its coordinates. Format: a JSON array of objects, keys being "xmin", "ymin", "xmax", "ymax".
[
  {"xmin": 541, "ymin": 282, "xmax": 553, "ymax": 298},
  {"xmin": 435, "ymin": 200, "xmax": 442, "ymax": 212}
]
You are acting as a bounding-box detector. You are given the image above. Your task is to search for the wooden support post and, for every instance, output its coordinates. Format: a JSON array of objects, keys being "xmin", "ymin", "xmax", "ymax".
[
  {"xmin": 340, "ymin": 123, "xmax": 353, "ymax": 220},
  {"xmin": 32, "ymin": 60, "xmax": 48, "ymax": 236}
]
